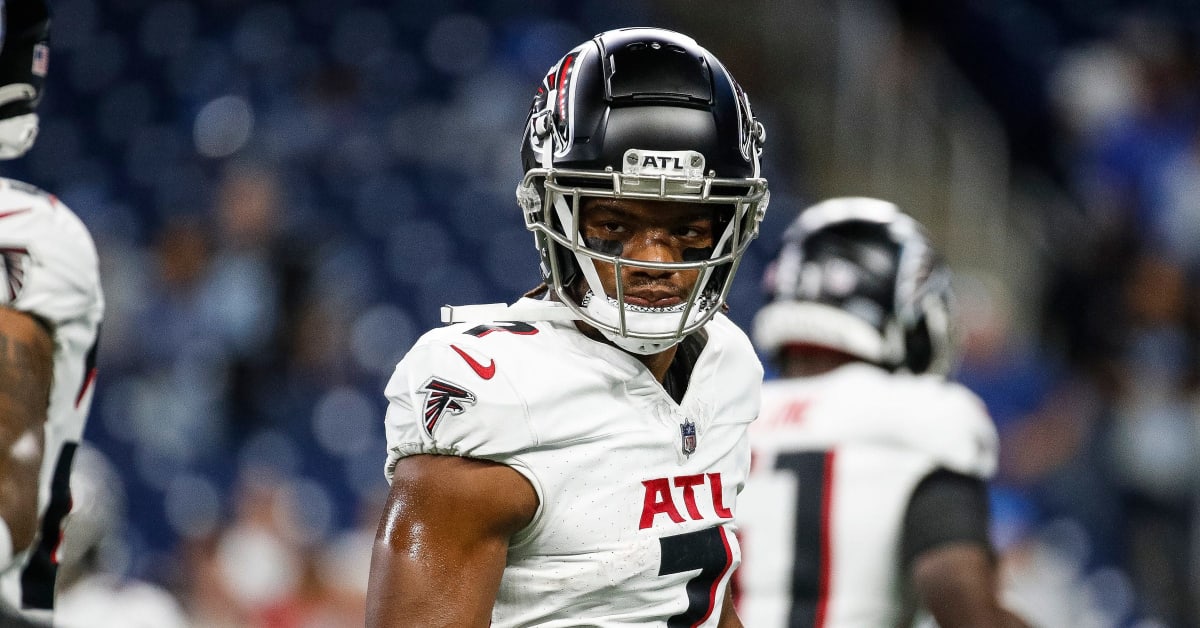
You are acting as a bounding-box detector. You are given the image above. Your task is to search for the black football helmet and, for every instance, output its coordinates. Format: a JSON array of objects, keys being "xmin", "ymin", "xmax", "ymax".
[
  {"xmin": 516, "ymin": 27, "xmax": 769, "ymax": 354},
  {"xmin": 0, "ymin": 0, "xmax": 49, "ymax": 159},
  {"xmin": 753, "ymin": 197, "xmax": 956, "ymax": 375}
]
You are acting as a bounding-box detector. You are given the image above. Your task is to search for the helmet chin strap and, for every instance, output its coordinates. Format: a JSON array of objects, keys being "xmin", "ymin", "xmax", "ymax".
[{"xmin": 581, "ymin": 290, "xmax": 688, "ymax": 355}]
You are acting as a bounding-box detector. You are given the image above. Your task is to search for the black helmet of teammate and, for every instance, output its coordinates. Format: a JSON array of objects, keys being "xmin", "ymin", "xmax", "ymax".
[{"xmin": 753, "ymin": 197, "xmax": 956, "ymax": 375}]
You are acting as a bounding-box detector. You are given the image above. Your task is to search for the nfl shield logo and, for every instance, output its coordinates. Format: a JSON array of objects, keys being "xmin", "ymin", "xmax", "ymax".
[{"xmin": 680, "ymin": 419, "xmax": 697, "ymax": 457}]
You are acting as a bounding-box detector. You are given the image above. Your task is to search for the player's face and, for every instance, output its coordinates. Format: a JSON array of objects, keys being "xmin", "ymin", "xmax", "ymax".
[{"xmin": 576, "ymin": 198, "xmax": 717, "ymax": 308}]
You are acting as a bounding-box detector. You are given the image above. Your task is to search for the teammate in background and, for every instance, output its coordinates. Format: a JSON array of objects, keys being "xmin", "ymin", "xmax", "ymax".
[
  {"xmin": 736, "ymin": 197, "xmax": 1029, "ymax": 627},
  {"xmin": 53, "ymin": 445, "xmax": 189, "ymax": 628},
  {"xmin": 0, "ymin": 0, "xmax": 106, "ymax": 623},
  {"xmin": 367, "ymin": 27, "xmax": 770, "ymax": 626}
]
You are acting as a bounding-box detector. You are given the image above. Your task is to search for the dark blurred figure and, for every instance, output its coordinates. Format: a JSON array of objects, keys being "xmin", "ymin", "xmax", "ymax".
[
  {"xmin": 1040, "ymin": 12, "xmax": 1200, "ymax": 625},
  {"xmin": 1105, "ymin": 253, "xmax": 1200, "ymax": 625}
]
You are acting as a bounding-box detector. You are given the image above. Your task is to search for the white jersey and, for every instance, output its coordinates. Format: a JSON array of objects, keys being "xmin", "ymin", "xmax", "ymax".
[
  {"xmin": 0, "ymin": 179, "xmax": 103, "ymax": 612},
  {"xmin": 55, "ymin": 575, "xmax": 189, "ymax": 628},
  {"xmin": 384, "ymin": 299, "xmax": 762, "ymax": 627},
  {"xmin": 736, "ymin": 363, "xmax": 998, "ymax": 628}
]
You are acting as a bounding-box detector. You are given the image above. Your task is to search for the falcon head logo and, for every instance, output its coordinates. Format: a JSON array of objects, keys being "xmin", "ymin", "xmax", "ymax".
[
  {"xmin": 0, "ymin": 247, "xmax": 31, "ymax": 303},
  {"xmin": 420, "ymin": 377, "xmax": 476, "ymax": 437}
]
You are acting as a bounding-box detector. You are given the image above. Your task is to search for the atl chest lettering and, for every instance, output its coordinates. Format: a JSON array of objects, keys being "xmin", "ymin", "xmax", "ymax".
[{"xmin": 639, "ymin": 472, "xmax": 732, "ymax": 529}]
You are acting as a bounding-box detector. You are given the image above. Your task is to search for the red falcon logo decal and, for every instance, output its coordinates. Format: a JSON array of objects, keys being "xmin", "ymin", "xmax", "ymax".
[
  {"xmin": 0, "ymin": 247, "xmax": 31, "ymax": 302},
  {"xmin": 419, "ymin": 377, "xmax": 476, "ymax": 436}
]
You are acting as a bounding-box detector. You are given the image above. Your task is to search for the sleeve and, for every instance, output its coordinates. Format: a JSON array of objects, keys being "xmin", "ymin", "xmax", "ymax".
[
  {"xmin": 382, "ymin": 336, "xmax": 538, "ymax": 483},
  {"xmin": 1, "ymin": 194, "xmax": 104, "ymax": 429},
  {"xmin": 900, "ymin": 469, "xmax": 993, "ymax": 568},
  {"xmin": 899, "ymin": 381, "xmax": 1000, "ymax": 479},
  {"xmin": 5, "ymin": 197, "xmax": 103, "ymax": 329}
]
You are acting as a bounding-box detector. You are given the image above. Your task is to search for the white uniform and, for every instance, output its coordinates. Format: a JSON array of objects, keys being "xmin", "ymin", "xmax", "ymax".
[
  {"xmin": 55, "ymin": 574, "xmax": 190, "ymax": 628},
  {"xmin": 383, "ymin": 299, "xmax": 762, "ymax": 627},
  {"xmin": 0, "ymin": 178, "xmax": 103, "ymax": 612},
  {"xmin": 736, "ymin": 363, "xmax": 998, "ymax": 628}
]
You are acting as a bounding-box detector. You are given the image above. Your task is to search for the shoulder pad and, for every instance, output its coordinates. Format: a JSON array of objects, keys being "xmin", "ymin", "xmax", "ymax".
[
  {"xmin": 0, "ymin": 188, "xmax": 101, "ymax": 326},
  {"xmin": 382, "ymin": 333, "xmax": 537, "ymax": 481},
  {"xmin": 761, "ymin": 367, "xmax": 998, "ymax": 477},
  {"xmin": 902, "ymin": 378, "xmax": 999, "ymax": 477}
]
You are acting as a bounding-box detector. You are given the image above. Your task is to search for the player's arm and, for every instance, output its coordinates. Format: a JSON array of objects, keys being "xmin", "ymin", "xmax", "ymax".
[
  {"xmin": 910, "ymin": 542, "xmax": 1029, "ymax": 628},
  {"xmin": 716, "ymin": 584, "xmax": 744, "ymax": 628},
  {"xmin": 0, "ymin": 307, "xmax": 52, "ymax": 566},
  {"xmin": 903, "ymin": 470, "xmax": 1030, "ymax": 628},
  {"xmin": 366, "ymin": 453, "xmax": 539, "ymax": 628}
]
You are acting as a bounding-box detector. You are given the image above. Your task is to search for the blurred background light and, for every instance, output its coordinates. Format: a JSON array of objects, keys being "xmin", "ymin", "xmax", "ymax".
[{"xmin": 194, "ymin": 95, "xmax": 255, "ymax": 158}]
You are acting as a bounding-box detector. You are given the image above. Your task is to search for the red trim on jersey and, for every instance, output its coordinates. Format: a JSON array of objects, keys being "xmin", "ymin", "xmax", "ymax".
[
  {"xmin": 75, "ymin": 334, "xmax": 101, "ymax": 408},
  {"xmin": 49, "ymin": 529, "xmax": 64, "ymax": 564},
  {"xmin": 815, "ymin": 451, "xmax": 837, "ymax": 627},
  {"xmin": 74, "ymin": 367, "xmax": 97, "ymax": 407},
  {"xmin": 731, "ymin": 529, "xmax": 745, "ymax": 609},
  {"xmin": 693, "ymin": 525, "xmax": 735, "ymax": 628}
]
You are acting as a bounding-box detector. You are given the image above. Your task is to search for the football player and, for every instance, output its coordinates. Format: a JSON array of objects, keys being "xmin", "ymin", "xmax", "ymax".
[
  {"xmin": 736, "ymin": 197, "xmax": 1028, "ymax": 627},
  {"xmin": 0, "ymin": 0, "xmax": 105, "ymax": 624},
  {"xmin": 53, "ymin": 445, "xmax": 189, "ymax": 628},
  {"xmin": 367, "ymin": 27, "xmax": 769, "ymax": 626}
]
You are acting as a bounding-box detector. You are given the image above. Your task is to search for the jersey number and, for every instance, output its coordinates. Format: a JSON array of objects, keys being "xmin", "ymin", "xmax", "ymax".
[
  {"xmin": 774, "ymin": 451, "xmax": 833, "ymax": 627},
  {"xmin": 462, "ymin": 321, "xmax": 538, "ymax": 337},
  {"xmin": 658, "ymin": 524, "xmax": 735, "ymax": 627}
]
